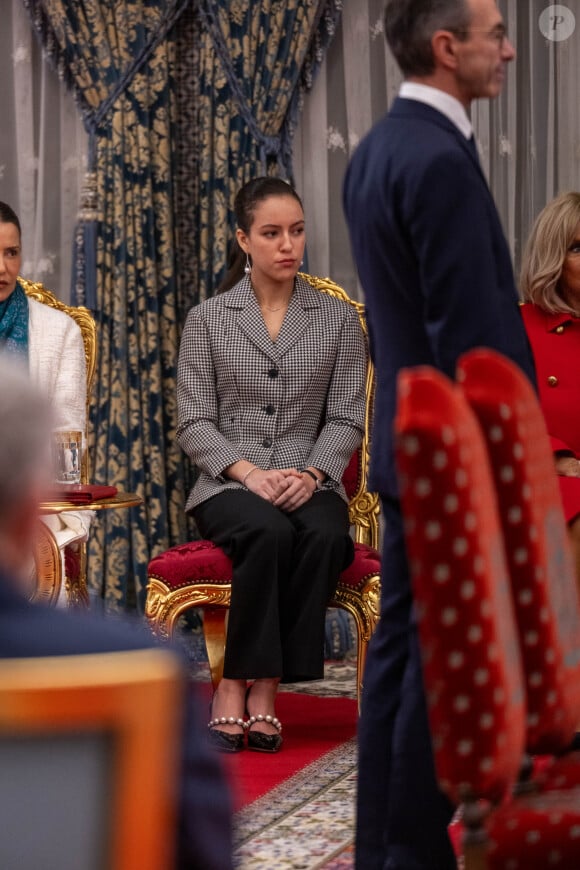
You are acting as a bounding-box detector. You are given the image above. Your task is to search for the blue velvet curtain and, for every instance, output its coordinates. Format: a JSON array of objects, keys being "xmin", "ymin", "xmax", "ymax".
[
  {"xmin": 24, "ymin": 0, "xmax": 191, "ymax": 610},
  {"xmin": 173, "ymin": 0, "xmax": 342, "ymax": 318},
  {"xmin": 24, "ymin": 0, "xmax": 341, "ymax": 612}
]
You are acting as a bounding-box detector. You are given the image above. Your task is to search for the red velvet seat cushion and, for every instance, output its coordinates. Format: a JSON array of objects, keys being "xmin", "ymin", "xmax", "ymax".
[
  {"xmin": 486, "ymin": 787, "xmax": 580, "ymax": 868},
  {"xmin": 148, "ymin": 540, "xmax": 379, "ymax": 592},
  {"xmin": 148, "ymin": 541, "xmax": 233, "ymax": 588},
  {"xmin": 395, "ymin": 366, "xmax": 526, "ymax": 806},
  {"xmin": 458, "ymin": 349, "xmax": 580, "ymax": 754}
]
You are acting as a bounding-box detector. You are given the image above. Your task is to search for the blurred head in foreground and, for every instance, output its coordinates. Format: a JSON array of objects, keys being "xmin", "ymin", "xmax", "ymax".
[{"xmin": 0, "ymin": 357, "xmax": 52, "ymax": 580}]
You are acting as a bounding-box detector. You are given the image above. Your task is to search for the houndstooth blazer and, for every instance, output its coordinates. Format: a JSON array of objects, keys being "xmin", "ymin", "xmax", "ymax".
[{"xmin": 177, "ymin": 274, "xmax": 367, "ymax": 511}]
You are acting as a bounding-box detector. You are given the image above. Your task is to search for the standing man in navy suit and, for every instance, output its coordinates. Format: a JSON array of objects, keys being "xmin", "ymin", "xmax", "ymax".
[{"xmin": 343, "ymin": 1, "xmax": 536, "ymax": 867}]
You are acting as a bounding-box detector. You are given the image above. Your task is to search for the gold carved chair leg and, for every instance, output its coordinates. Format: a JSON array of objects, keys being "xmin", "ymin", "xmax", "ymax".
[
  {"xmin": 64, "ymin": 540, "xmax": 90, "ymax": 608},
  {"xmin": 203, "ymin": 608, "xmax": 228, "ymax": 691},
  {"xmin": 32, "ymin": 522, "xmax": 62, "ymax": 606},
  {"xmin": 463, "ymin": 841, "xmax": 488, "ymax": 870},
  {"xmin": 329, "ymin": 598, "xmax": 367, "ymax": 710},
  {"xmin": 332, "ymin": 573, "xmax": 381, "ymax": 712},
  {"xmin": 354, "ymin": 617, "xmax": 368, "ymax": 713}
]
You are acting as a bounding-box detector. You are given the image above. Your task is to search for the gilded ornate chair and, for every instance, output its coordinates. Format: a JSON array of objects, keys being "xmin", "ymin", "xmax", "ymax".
[
  {"xmin": 146, "ymin": 274, "xmax": 381, "ymax": 708},
  {"xmin": 19, "ymin": 277, "xmax": 97, "ymax": 606},
  {"xmin": 0, "ymin": 649, "xmax": 183, "ymax": 870},
  {"xmin": 32, "ymin": 521, "xmax": 63, "ymax": 607},
  {"xmin": 396, "ymin": 364, "xmax": 580, "ymax": 869}
]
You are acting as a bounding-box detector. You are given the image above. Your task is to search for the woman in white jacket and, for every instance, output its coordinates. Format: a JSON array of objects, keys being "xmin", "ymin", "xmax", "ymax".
[
  {"xmin": 28, "ymin": 297, "xmax": 86, "ymax": 432},
  {"xmin": 0, "ymin": 201, "xmax": 89, "ymax": 596}
]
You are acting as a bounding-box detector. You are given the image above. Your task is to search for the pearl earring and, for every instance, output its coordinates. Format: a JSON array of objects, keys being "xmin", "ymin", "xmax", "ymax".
[{"xmin": 244, "ymin": 255, "xmax": 251, "ymax": 276}]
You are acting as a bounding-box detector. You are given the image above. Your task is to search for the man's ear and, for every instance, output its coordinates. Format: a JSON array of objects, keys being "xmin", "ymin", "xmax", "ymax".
[{"xmin": 431, "ymin": 29, "xmax": 461, "ymax": 71}]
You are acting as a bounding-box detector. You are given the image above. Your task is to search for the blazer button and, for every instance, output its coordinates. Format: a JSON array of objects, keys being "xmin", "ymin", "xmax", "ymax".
[
  {"xmin": 547, "ymin": 376, "xmax": 559, "ymax": 387},
  {"xmin": 262, "ymin": 438, "xmax": 273, "ymax": 448},
  {"xmin": 556, "ymin": 325, "xmax": 565, "ymax": 334},
  {"xmin": 268, "ymin": 368, "xmax": 279, "ymax": 378},
  {"xmin": 264, "ymin": 404, "xmax": 275, "ymax": 415}
]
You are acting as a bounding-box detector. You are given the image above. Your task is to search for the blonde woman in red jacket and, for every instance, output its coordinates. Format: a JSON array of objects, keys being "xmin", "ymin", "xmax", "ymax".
[{"xmin": 520, "ymin": 191, "xmax": 580, "ymax": 579}]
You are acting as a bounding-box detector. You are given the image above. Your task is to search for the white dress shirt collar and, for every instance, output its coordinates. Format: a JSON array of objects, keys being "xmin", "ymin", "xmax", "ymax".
[{"xmin": 399, "ymin": 82, "xmax": 473, "ymax": 140}]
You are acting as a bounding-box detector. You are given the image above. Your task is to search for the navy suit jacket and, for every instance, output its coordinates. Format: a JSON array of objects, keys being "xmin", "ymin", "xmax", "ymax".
[
  {"xmin": 0, "ymin": 576, "xmax": 233, "ymax": 870},
  {"xmin": 344, "ymin": 97, "xmax": 536, "ymax": 497}
]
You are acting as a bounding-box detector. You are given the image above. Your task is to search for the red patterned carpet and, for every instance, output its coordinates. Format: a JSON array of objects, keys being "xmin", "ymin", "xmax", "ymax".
[
  {"xmin": 192, "ymin": 660, "xmax": 361, "ymax": 868},
  {"xmin": 194, "ymin": 662, "xmax": 464, "ymax": 868},
  {"xmin": 221, "ymin": 693, "xmax": 358, "ymax": 809}
]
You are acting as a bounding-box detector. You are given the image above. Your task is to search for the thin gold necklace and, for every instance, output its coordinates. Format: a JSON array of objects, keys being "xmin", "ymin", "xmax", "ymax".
[
  {"xmin": 254, "ymin": 288, "xmax": 292, "ymax": 312},
  {"xmin": 261, "ymin": 302, "xmax": 288, "ymax": 312}
]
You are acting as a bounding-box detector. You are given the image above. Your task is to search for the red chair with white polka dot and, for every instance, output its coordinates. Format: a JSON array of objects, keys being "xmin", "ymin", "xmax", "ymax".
[
  {"xmin": 396, "ymin": 365, "xmax": 580, "ymax": 870},
  {"xmin": 458, "ymin": 350, "xmax": 580, "ymax": 776}
]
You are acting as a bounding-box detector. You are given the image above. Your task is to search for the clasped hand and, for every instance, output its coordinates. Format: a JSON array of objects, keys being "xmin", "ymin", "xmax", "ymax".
[{"xmin": 245, "ymin": 468, "xmax": 315, "ymax": 511}]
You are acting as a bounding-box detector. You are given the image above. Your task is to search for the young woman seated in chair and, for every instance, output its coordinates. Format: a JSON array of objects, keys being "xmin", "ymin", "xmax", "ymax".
[
  {"xmin": 177, "ymin": 178, "xmax": 367, "ymax": 753},
  {"xmin": 0, "ymin": 201, "xmax": 89, "ymax": 593}
]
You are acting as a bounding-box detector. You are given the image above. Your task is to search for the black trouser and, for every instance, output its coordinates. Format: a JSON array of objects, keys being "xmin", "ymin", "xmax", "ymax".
[{"xmin": 193, "ymin": 489, "xmax": 353, "ymax": 682}]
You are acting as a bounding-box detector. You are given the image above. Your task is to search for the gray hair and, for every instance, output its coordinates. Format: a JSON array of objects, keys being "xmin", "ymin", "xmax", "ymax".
[
  {"xmin": 0, "ymin": 358, "xmax": 52, "ymax": 521},
  {"xmin": 384, "ymin": 0, "xmax": 471, "ymax": 77}
]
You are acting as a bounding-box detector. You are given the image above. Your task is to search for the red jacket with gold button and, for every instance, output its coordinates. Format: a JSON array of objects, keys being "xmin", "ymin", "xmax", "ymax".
[{"xmin": 521, "ymin": 302, "xmax": 580, "ymax": 521}]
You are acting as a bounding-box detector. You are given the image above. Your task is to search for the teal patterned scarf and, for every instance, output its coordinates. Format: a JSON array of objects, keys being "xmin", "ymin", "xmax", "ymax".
[{"xmin": 0, "ymin": 281, "xmax": 29, "ymax": 359}]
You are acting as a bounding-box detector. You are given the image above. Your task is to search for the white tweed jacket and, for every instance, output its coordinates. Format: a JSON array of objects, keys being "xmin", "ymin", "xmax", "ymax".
[
  {"xmin": 28, "ymin": 298, "xmax": 86, "ymax": 432},
  {"xmin": 177, "ymin": 275, "xmax": 367, "ymax": 511}
]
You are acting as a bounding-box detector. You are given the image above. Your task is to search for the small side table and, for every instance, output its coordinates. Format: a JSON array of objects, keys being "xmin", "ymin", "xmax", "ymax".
[{"xmin": 38, "ymin": 491, "xmax": 143, "ymax": 607}]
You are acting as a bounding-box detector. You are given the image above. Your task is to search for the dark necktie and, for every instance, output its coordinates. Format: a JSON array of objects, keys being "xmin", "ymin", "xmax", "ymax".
[{"xmin": 466, "ymin": 134, "xmax": 480, "ymax": 164}]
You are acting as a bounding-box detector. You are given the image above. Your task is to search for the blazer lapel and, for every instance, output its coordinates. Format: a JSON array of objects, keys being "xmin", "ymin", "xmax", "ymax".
[
  {"xmin": 391, "ymin": 97, "xmax": 488, "ymax": 183},
  {"xmin": 274, "ymin": 276, "xmax": 319, "ymax": 358},
  {"xmin": 225, "ymin": 277, "xmax": 276, "ymax": 361},
  {"xmin": 225, "ymin": 275, "xmax": 320, "ymax": 361}
]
